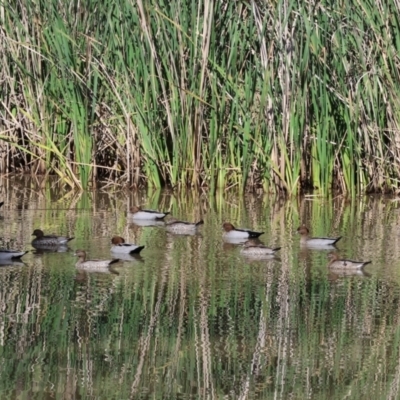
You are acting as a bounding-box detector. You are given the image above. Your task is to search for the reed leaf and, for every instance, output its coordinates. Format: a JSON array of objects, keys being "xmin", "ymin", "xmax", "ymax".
[{"xmin": 1, "ymin": 0, "xmax": 400, "ymax": 194}]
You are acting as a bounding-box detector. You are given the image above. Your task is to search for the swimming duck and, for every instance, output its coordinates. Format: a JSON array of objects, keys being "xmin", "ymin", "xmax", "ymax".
[
  {"xmin": 296, "ymin": 225, "xmax": 341, "ymax": 247},
  {"xmin": 240, "ymin": 240, "xmax": 281, "ymax": 257},
  {"xmin": 111, "ymin": 236, "xmax": 145, "ymax": 255},
  {"xmin": 128, "ymin": 206, "xmax": 170, "ymax": 220},
  {"xmin": 74, "ymin": 249, "xmax": 120, "ymax": 271},
  {"xmin": 327, "ymin": 252, "xmax": 371, "ymax": 270},
  {"xmin": 222, "ymin": 222, "xmax": 264, "ymax": 240},
  {"xmin": 165, "ymin": 219, "xmax": 204, "ymax": 234},
  {"xmin": 0, "ymin": 249, "xmax": 27, "ymax": 259},
  {"xmin": 32, "ymin": 229, "xmax": 74, "ymax": 246}
]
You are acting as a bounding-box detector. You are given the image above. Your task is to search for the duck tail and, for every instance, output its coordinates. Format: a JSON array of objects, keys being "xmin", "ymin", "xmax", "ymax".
[
  {"xmin": 250, "ymin": 231, "xmax": 264, "ymax": 239},
  {"xmin": 362, "ymin": 261, "xmax": 372, "ymax": 267},
  {"xmin": 11, "ymin": 251, "xmax": 29, "ymax": 259},
  {"xmin": 195, "ymin": 220, "xmax": 204, "ymax": 227},
  {"xmin": 333, "ymin": 236, "xmax": 342, "ymax": 244},
  {"xmin": 129, "ymin": 245, "xmax": 145, "ymax": 255},
  {"xmin": 156, "ymin": 212, "xmax": 170, "ymax": 220}
]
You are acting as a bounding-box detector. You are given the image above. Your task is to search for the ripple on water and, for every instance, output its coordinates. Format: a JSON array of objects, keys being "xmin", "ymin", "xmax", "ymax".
[{"xmin": 0, "ymin": 180, "xmax": 399, "ymax": 398}]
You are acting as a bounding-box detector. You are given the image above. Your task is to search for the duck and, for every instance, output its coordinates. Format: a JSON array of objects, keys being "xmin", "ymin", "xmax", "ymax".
[
  {"xmin": 111, "ymin": 236, "xmax": 145, "ymax": 255},
  {"xmin": 32, "ymin": 229, "xmax": 74, "ymax": 246},
  {"xmin": 128, "ymin": 205, "xmax": 170, "ymax": 220},
  {"xmin": 0, "ymin": 249, "xmax": 27, "ymax": 260},
  {"xmin": 165, "ymin": 219, "xmax": 204, "ymax": 234},
  {"xmin": 222, "ymin": 222, "xmax": 264, "ymax": 240},
  {"xmin": 327, "ymin": 252, "xmax": 371, "ymax": 270},
  {"xmin": 240, "ymin": 240, "xmax": 281, "ymax": 257},
  {"xmin": 296, "ymin": 225, "xmax": 341, "ymax": 247},
  {"xmin": 74, "ymin": 249, "xmax": 120, "ymax": 271}
]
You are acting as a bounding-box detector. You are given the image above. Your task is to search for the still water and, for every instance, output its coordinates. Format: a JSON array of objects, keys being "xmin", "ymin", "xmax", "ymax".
[{"xmin": 1, "ymin": 177, "xmax": 400, "ymax": 399}]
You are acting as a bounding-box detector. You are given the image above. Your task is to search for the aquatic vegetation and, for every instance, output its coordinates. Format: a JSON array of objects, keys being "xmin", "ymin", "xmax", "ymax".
[{"xmin": 1, "ymin": 0, "xmax": 400, "ymax": 194}]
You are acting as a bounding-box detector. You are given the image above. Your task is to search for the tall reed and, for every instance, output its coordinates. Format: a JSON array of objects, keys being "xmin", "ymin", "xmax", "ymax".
[{"xmin": 1, "ymin": 0, "xmax": 400, "ymax": 194}]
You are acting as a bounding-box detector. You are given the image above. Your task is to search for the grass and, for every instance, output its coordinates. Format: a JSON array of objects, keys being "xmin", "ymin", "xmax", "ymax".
[{"xmin": 1, "ymin": 0, "xmax": 400, "ymax": 194}]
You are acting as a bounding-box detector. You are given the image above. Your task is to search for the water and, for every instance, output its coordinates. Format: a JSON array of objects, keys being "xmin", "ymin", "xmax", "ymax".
[{"xmin": 1, "ymin": 177, "xmax": 400, "ymax": 399}]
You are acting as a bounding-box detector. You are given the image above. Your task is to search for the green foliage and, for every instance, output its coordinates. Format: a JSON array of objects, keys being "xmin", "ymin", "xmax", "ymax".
[{"xmin": 1, "ymin": 0, "xmax": 400, "ymax": 193}]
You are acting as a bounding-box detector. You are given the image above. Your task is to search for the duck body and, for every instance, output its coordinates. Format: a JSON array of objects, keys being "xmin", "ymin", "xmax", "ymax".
[
  {"xmin": 327, "ymin": 252, "xmax": 371, "ymax": 270},
  {"xmin": 75, "ymin": 249, "xmax": 120, "ymax": 271},
  {"xmin": 296, "ymin": 225, "xmax": 341, "ymax": 247},
  {"xmin": 222, "ymin": 222, "xmax": 264, "ymax": 240},
  {"xmin": 165, "ymin": 219, "xmax": 204, "ymax": 234},
  {"xmin": 110, "ymin": 236, "xmax": 145, "ymax": 255},
  {"xmin": 240, "ymin": 240, "xmax": 281, "ymax": 257},
  {"xmin": 129, "ymin": 206, "xmax": 170, "ymax": 220},
  {"xmin": 32, "ymin": 229, "xmax": 74, "ymax": 246},
  {"xmin": 0, "ymin": 249, "xmax": 27, "ymax": 259}
]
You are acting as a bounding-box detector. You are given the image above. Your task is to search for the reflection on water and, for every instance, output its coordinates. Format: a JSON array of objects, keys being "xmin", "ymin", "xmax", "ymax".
[
  {"xmin": 1, "ymin": 177, "xmax": 400, "ymax": 398},
  {"xmin": 32, "ymin": 244, "xmax": 71, "ymax": 253}
]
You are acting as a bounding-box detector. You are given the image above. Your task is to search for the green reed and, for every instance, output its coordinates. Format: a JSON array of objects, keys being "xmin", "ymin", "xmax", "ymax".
[{"xmin": 2, "ymin": 0, "xmax": 400, "ymax": 193}]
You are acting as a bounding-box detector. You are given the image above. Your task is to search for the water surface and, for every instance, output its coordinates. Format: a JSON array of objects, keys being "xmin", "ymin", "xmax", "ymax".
[{"xmin": 1, "ymin": 177, "xmax": 400, "ymax": 399}]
